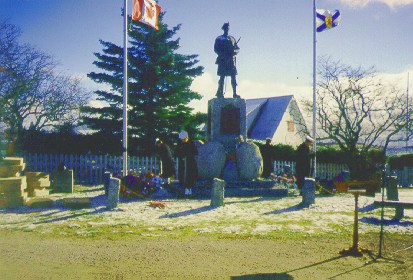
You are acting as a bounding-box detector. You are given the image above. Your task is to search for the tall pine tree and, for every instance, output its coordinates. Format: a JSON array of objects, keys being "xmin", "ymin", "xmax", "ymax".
[{"xmin": 82, "ymin": 14, "xmax": 204, "ymax": 154}]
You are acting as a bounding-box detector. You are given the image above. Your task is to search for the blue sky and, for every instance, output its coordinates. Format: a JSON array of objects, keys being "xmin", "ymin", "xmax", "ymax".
[{"xmin": 1, "ymin": 0, "xmax": 412, "ymax": 113}]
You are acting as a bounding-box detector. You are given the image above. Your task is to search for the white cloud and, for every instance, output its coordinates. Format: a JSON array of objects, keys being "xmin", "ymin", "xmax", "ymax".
[
  {"xmin": 339, "ymin": 0, "xmax": 413, "ymax": 9},
  {"xmin": 188, "ymin": 72, "xmax": 216, "ymax": 113},
  {"xmin": 376, "ymin": 66, "xmax": 413, "ymax": 87}
]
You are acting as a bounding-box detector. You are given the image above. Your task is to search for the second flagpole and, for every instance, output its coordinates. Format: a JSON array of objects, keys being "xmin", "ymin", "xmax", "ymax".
[
  {"xmin": 312, "ymin": 0, "xmax": 317, "ymax": 178},
  {"xmin": 122, "ymin": 0, "xmax": 129, "ymax": 176}
]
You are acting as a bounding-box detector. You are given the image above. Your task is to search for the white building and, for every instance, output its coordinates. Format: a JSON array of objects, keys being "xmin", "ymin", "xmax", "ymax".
[{"xmin": 246, "ymin": 95, "xmax": 308, "ymax": 146}]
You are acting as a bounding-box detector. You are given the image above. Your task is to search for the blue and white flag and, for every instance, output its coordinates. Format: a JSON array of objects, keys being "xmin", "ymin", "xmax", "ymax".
[{"xmin": 316, "ymin": 9, "xmax": 341, "ymax": 32}]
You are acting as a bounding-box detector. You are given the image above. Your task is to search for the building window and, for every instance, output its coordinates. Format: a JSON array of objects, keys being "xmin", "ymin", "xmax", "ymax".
[{"xmin": 287, "ymin": 120, "xmax": 295, "ymax": 132}]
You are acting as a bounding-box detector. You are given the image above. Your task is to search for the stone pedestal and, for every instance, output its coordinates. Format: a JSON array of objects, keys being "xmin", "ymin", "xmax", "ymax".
[
  {"xmin": 51, "ymin": 169, "xmax": 73, "ymax": 193},
  {"xmin": 26, "ymin": 197, "xmax": 53, "ymax": 208},
  {"xmin": 302, "ymin": 178, "xmax": 315, "ymax": 206},
  {"xmin": 0, "ymin": 157, "xmax": 27, "ymax": 208},
  {"xmin": 207, "ymin": 98, "xmax": 246, "ymax": 154},
  {"xmin": 0, "ymin": 157, "xmax": 25, "ymax": 177},
  {"xmin": 0, "ymin": 177, "xmax": 27, "ymax": 208},
  {"xmin": 210, "ymin": 178, "xmax": 225, "ymax": 207},
  {"xmin": 107, "ymin": 178, "xmax": 120, "ymax": 210},
  {"xmin": 26, "ymin": 172, "xmax": 50, "ymax": 197}
]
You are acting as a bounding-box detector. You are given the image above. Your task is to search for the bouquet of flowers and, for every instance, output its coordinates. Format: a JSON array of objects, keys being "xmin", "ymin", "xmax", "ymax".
[
  {"xmin": 114, "ymin": 170, "xmax": 160, "ymax": 198},
  {"xmin": 271, "ymin": 172, "xmax": 298, "ymax": 190}
]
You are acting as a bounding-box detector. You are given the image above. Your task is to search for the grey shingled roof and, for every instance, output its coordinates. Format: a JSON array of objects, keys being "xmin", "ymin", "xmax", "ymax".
[{"xmin": 246, "ymin": 95, "xmax": 293, "ymax": 140}]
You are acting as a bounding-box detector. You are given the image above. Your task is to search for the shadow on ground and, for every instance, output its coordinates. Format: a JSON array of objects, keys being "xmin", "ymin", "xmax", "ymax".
[
  {"xmin": 159, "ymin": 205, "xmax": 215, "ymax": 218},
  {"xmin": 231, "ymin": 273, "xmax": 293, "ymax": 279},
  {"xmin": 263, "ymin": 202, "xmax": 308, "ymax": 215},
  {"xmin": 361, "ymin": 216, "xmax": 413, "ymax": 227}
]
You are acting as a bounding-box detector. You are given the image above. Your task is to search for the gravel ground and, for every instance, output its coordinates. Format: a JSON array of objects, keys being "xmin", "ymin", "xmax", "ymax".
[
  {"xmin": 0, "ymin": 186, "xmax": 412, "ymax": 279},
  {"xmin": 0, "ymin": 186, "xmax": 412, "ymax": 237}
]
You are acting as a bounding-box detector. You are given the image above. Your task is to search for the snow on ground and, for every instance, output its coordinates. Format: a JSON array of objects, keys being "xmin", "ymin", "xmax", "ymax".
[{"xmin": 0, "ymin": 186, "xmax": 412, "ymax": 237}]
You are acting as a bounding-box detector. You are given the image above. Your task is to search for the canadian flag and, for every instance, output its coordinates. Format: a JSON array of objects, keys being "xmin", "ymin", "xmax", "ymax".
[{"xmin": 132, "ymin": 0, "xmax": 161, "ymax": 30}]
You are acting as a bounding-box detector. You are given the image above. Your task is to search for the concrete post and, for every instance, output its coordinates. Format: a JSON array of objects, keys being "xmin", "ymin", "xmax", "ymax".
[
  {"xmin": 302, "ymin": 177, "xmax": 315, "ymax": 206},
  {"xmin": 107, "ymin": 177, "xmax": 120, "ymax": 210},
  {"xmin": 210, "ymin": 178, "xmax": 225, "ymax": 207},
  {"xmin": 103, "ymin": 171, "xmax": 111, "ymax": 196}
]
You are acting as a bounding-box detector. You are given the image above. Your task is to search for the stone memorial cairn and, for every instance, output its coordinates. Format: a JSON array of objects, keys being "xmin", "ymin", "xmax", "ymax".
[
  {"xmin": 0, "ymin": 157, "xmax": 27, "ymax": 208},
  {"xmin": 194, "ymin": 97, "xmax": 286, "ymax": 200}
]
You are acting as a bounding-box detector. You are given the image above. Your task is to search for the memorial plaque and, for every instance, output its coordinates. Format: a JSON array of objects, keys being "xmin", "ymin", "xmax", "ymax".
[{"xmin": 220, "ymin": 106, "xmax": 240, "ymax": 134}]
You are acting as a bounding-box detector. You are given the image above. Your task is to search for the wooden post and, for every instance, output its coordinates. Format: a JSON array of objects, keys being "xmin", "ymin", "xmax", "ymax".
[
  {"xmin": 340, "ymin": 191, "xmax": 371, "ymax": 257},
  {"xmin": 352, "ymin": 192, "xmax": 359, "ymax": 251}
]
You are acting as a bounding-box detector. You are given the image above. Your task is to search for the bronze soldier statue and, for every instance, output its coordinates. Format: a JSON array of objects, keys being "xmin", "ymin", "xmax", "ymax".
[{"xmin": 214, "ymin": 22, "xmax": 240, "ymax": 98}]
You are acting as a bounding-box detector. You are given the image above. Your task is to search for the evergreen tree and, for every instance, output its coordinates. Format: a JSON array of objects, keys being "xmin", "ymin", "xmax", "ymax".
[{"xmin": 82, "ymin": 14, "xmax": 204, "ymax": 154}]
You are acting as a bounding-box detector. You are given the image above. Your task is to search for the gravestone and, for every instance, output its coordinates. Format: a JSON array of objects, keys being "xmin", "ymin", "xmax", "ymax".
[{"xmin": 51, "ymin": 169, "xmax": 73, "ymax": 193}]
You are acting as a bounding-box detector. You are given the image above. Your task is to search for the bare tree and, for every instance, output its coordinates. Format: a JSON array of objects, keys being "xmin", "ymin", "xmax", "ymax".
[
  {"xmin": 308, "ymin": 57, "xmax": 412, "ymax": 179},
  {"xmin": 0, "ymin": 20, "xmax": 90, "ymax": 144}
]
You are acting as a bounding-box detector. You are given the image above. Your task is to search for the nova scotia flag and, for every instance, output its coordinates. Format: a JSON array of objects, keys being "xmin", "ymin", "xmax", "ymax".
[{"xmin": 316, "ymin": 9, "xmax": 341, "ymax": 32}]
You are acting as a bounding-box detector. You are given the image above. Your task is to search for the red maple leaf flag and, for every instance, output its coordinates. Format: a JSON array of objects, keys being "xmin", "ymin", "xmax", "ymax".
[{"xmin": 132, "ymin": 0, "xmax": 161, "ymax": 30}]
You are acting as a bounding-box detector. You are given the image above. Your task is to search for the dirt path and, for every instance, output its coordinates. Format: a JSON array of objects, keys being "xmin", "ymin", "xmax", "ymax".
[{"xmin": 0, "ymin": 230, "xmax": 411, "ymax": 279}]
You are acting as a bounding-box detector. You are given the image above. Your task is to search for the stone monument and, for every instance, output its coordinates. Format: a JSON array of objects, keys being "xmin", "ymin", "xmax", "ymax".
[{"xmin": 190, "ymin": 23, "xmax": 285, "ymax": 198}]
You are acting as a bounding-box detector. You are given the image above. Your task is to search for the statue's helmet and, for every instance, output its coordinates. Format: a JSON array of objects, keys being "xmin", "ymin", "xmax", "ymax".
[{"xmin": 222, "ymin": 22, "xmax": 230, "ymax": 31}]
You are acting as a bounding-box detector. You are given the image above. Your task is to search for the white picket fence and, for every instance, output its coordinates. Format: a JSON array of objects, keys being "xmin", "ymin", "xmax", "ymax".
[
  {"xmin": 19, "ymin": 153, "xmax": 413, "ymax": 186},
  {"xmin": 20, "ymin": 153, "xmax": 347, "ymax": 185},
  {"xmin": 21, "ymin": 153, "xmax": 172, "ymax": 185},
  {"xmin": 393, "ymin": 167, "xmax": 413, "ymax": 187},
  {"xmin": 272, "ymin": 161, "xmax": 347, "ymax": 181}
]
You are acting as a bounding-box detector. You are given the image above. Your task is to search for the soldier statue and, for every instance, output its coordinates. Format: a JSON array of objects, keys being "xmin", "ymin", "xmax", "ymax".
[{"xmin": 214, "ymin": 22, "xmax": 240, "ymax": 98}]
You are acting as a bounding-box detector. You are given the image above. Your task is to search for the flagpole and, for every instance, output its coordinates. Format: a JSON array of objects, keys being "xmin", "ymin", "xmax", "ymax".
[
  {"xmin": 312, "ymin": 0, "xmax": 317, "ymax": 178},
  {"xmin": 122, "ymin": 0, "xmax": 128, "ymax": 176},
  {"xmin": 407, "ymin": 72, "xmax": 410, "ymax": 153}
]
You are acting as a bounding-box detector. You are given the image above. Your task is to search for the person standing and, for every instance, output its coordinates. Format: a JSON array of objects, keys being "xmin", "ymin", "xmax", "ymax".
[
  {"xmin": 154, "ymin": 138, "xmax": 176, "ymax": 183},
  {"xmin": 261, "ymin": 138, "xmax": 275, "ymax": 178},
  {"xmin": 295, "ymin": 136, "xmax": 314, "ymax": 190},
  {"xmin": 214, "ymin": 22, "xmax": 240, "ymax": 98},
  {"xmin": 176, "ymin": 130, "xmax": 198, "ymax": 196}
]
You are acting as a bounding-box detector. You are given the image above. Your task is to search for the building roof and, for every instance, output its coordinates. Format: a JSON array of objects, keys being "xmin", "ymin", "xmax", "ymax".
[{"xmin": 246, "ymin": 95, "xmax": 294, "ymax": 140}]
